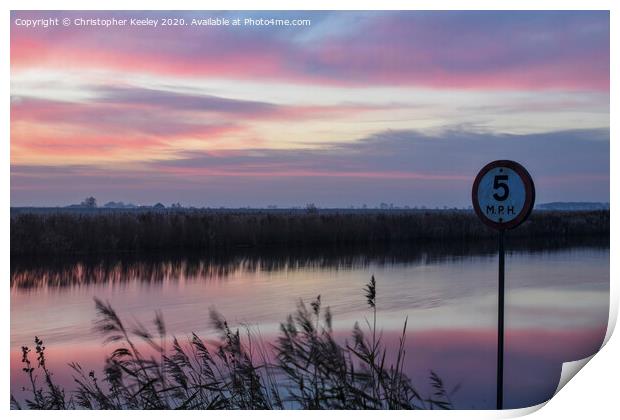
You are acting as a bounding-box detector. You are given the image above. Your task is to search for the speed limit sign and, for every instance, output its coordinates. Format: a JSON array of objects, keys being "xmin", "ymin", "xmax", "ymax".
[
  {"xmin": 471, "ymin": 159, "xmax": 535, "ymax": 410},
  {"xmin": 472, "ymin": 160, "xmax": 535, "ymax": 230}
]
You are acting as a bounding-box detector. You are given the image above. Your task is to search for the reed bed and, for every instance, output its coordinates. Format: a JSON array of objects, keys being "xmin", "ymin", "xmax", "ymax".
[
  {"xmin": 11, "ymin": 210, "xmax": 609, "ymax": 256},
  {"xmin": 12, "ymin": 277, "xmax": 456, "ymax": 410}
]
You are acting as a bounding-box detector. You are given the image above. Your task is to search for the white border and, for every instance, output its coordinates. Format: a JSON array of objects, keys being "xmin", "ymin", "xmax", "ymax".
[{"xmin": 2, "ymin": 1, "xmax": 617, "ymax": 419}]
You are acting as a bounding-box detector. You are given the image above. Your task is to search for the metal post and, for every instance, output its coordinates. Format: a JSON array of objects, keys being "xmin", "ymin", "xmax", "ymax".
[{"xmin": 497, "ymin": 229, "xmax": 505, "ymax": 410}]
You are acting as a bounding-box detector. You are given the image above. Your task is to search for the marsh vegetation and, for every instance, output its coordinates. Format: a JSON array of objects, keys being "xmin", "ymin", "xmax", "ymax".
[
  {"xmin": 12, "ymin": 278, "xmax": 456, "ymax": 410},
  {"xmin": 10, "ymin": 210, "xmax": 609, "ymax": 256}
]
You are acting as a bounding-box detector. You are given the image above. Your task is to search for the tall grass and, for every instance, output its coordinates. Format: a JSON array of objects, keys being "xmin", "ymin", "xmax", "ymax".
[
  {"xmin": 11, "ymin": 210, "xmax": 609, "ymax": 256},
  {"xmin": 12, "ymin": 277, "xmax": 456, "ymax": 410}
]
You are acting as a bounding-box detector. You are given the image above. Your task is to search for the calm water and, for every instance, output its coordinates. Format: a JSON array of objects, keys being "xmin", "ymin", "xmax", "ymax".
[{"xmin": 11, "ymin": 241, "xmax": 609, "ymax": 409}]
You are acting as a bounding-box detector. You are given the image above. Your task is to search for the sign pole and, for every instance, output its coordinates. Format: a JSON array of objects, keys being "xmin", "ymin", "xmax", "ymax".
[{"xmin": 497, "ymin": 229, "xmax": 505, "ymax": 410}]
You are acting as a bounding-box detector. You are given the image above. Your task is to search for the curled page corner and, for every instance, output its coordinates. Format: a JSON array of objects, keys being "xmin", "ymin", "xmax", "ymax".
[
  {"xmin": 554, "ymin": 355, "xmax": 595, "ymax": 397},
  {"xmin": 549, "ymin": 287, "xmax": 619, "ymax": 397},
  {"xmin": 550, "ymin": 306, "xmax": 615, "ymax": 400},
  {"xmin": 501, "ymin": 355, "xmax": 598, "ymax": 417},
  {"xmin": 519, "ymin": 300, "xmax": 616, "ymax": 414},
  {"xmin": 544, "ymin": 284, "xmax": 619, "ymax": 404}
]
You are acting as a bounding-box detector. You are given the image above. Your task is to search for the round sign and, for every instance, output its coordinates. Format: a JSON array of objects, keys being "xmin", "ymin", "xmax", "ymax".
[{"xmin": 472, "ymin": 160, "xmax": 535, "ymax": 230}]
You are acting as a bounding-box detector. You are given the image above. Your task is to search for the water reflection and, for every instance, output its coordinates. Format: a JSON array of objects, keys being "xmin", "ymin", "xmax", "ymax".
[
  {"xmin": 11, "ymin": 236, "xmax": 608, "ymax": 290},
  {"xmin": 10, "ymin": 237, "xmax": 610, "ymax": 409}
]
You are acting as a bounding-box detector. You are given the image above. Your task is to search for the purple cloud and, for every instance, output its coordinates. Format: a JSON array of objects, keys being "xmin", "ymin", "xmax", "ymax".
[{"xmin": 11, "ymin": 128, "xmax": 609, "ymax": 207}]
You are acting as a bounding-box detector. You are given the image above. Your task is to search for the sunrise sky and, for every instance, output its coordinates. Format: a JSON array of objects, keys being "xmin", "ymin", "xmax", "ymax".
[{"xmin": 10, "ymin": 11, "xmax": 610, "ymax": 207}]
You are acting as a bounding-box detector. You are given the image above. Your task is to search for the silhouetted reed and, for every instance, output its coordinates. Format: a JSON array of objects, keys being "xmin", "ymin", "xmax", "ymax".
[
  {"xmin": 10, "ymin": 210, "xmax": 609, "ymax": 256},
  {"xmin": 12, "ymin": 277, "xmax": 456, "ymax": 410}
]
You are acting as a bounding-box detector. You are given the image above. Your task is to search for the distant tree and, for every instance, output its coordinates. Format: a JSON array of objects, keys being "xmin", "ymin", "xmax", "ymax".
[
  {"xmin": 171, "ymin": 202, "xmax": 182, "ymax": 209},
  {"xmin": 81, "ymin": 197, "xmax": 97, "ymax": 208},
  {"xmin": 104, "ymin": 201, "xmax": 137, "ymax": 209},
  {"xmin": 153, "ymin": 203, "xmax": 166, "ymax": 210},
  {"xmin": 305, "ymin": 203, "xmax": 318, "ymax": 214}
]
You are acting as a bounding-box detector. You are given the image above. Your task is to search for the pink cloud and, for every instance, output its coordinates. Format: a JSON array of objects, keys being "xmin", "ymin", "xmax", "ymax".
[
  {"xmin": 10, "ymin": 89, "xmax": 401, "ymax": 164},
  {"xmin": 11, "ymin": 11, "xmax": 609, "ymax": 91}
]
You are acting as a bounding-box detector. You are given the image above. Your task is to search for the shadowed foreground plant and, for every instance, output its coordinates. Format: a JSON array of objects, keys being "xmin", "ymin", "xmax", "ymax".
[{"xmin": 12, "ymin": 276, "xmax": 456, "ymax": 410}]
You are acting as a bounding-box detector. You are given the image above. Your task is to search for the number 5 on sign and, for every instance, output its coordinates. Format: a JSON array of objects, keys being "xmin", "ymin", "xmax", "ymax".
[{"xmin": 472, "ymin": 160, "xmax": 535, "ymax": 230}]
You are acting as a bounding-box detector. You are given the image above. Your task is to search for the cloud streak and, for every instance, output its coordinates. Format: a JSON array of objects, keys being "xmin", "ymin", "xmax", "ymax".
[
  {"xmin": 11, "ymin": 11, "xmax": 610, "ymax": 91},
  {"xmin": 11, "ymin": 128, "xmax": 609, "ymax": 207},
  {"xmin": 11, "ymin": 85, "xmax": 415, "ymax": 164}
]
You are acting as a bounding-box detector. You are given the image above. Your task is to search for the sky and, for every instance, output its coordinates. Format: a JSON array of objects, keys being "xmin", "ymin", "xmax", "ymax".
[{"xmin": 10, "ymin": 11, "xmax": 610, "ymax": 207}]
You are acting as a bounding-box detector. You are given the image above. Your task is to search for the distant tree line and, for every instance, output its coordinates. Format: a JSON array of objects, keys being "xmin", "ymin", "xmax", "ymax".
[
  {"xmin": 65, "ymin": 196, "xmax": 181, "ymax": 210},
  {"xmin": 10, "ymin": 210, "xmax": 609, "ymax": 256}
]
